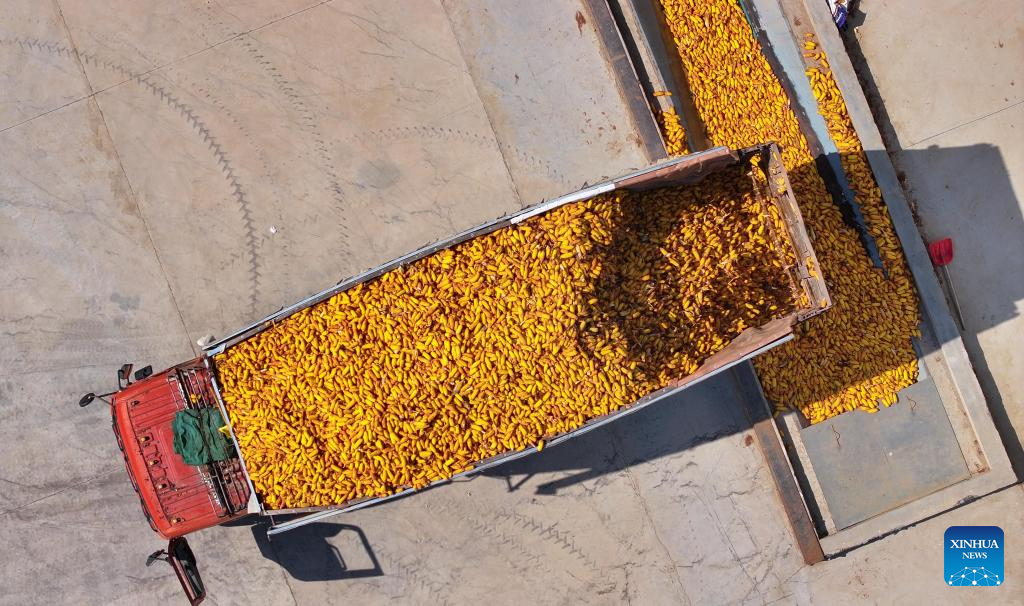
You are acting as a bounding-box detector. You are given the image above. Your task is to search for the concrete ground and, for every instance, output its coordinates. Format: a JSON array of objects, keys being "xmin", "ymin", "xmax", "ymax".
[{"xmin": 1, "ymin": 1, "xmax": 1022, "ymax": 605}]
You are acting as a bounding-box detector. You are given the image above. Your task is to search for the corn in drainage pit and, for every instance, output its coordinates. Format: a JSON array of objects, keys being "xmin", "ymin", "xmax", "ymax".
[{"xmin": 656, "ymin": 0, "xmax": 921, "ymax": 423}]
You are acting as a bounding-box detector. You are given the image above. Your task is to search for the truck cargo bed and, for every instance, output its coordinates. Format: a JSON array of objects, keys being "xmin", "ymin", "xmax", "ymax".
[{"xmin": 204, "ymin": 143, "xmax": 829, "ymax": 531}]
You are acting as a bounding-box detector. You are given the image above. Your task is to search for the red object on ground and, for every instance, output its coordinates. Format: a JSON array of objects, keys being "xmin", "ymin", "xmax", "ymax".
[
  {"xmin": 928, "ymin": 237, "xmax": 955, "ymax": 267},
  {"xmin": 927, "ymin": 237, "xmax": 964, "ymax": 330}
]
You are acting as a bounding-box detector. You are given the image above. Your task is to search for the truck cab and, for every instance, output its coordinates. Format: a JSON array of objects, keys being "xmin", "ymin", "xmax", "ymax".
[{"xmin": 88, "ymin": 359, "xmax": 251, "ymax": 604}]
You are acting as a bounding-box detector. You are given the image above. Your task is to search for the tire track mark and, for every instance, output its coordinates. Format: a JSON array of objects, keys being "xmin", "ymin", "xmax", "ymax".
[
  {"xmin": 176, "ymin": 74, "xmax": 285, "ymax": 208},
  {"xmin": 236, "ymin": 35, "xmax": 354, "ymax": 244},
  {"xmin": 436, "ymin": 496, "xmax": 548, "ymax": 572},
  {"xmin": 210, "ymin": 12, "xmax": 353, "ymax": 260},
  {"xmin": 1, "ymin": 37, "xmax": 263, "ymax": 315},
  {"xmin": 205, "ymin": 4, "xmax": 567, "ymax": 252},
  {"xmin": 373, "ymin": 543, "xmax": 454, "ymax": 606},
  {"xmin": 353, "ymin": 125, "xmax": 574, "ymax": 190},
  {"xmin": 495, "ymin": 510, "xmax": 603, "ymax": 574},
  {"xmin": 429, "ymin": 489, "xmax": 601, "ymax": 576},
  {"xmin": 460, "ymin": 513, "xmax": 545, "ymax": 570}
]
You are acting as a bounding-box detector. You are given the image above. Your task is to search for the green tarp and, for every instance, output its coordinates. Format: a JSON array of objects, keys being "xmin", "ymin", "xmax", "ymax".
[{"xmin": 172, "ymin": 408, "xmax": 233, "ymax": 466}]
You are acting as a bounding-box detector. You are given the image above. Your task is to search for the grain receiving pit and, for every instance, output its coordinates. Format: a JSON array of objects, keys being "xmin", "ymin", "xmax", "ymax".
[
  {"xmin": 607, "ymin": 0, "xmax": 1017, "ymax": 554},
  {"xmin": 210, "ymin": 144, "xmax": 829, "ymax": 511}
]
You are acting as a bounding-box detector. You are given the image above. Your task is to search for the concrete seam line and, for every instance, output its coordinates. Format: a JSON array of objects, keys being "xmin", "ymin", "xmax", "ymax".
[
  {"xmin": 0, "ymin": 469, "xmax": 121, "ymax": 517},
  {"xmin": 51, "ymin": 0, "xmax": 198, "ymax": 357},
  {"xmin": 907, "ymin": 99, "xmax": 1024, "ymax": 149},
  {"xmin": 436, "ymin": 1, "xmax": 527, "ymax": 210}
]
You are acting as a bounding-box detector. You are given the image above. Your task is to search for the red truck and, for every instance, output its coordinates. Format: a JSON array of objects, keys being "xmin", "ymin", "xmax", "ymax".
[
  {"xmin": 81, "ymin": 361, "xmax": 249, "ymax": 603},
  {"xmin": 80, "ymin": 145, "xmax": 828, "ymax": 604}
]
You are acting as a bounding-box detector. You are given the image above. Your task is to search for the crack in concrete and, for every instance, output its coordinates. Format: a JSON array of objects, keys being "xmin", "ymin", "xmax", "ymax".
[
  {"xmin": 0, "ymin": 468, "xmax": 120, "ymax": 517},
  {"xmin": 606, "ymin": 429, "xmax": 694, "ymax": 606},
  {"xmin": 907, "ymin": 98, "xmax": 1024, "ymax": 148}
]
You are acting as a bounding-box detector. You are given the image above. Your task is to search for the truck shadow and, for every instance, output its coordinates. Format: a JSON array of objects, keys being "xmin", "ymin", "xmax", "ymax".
[
  {"xmin": 245, "ymin": 519, "xmax": 384, "ymax": 582},
  {"xmin": 484, "ymin": 364, "xmax": 759, "ymax": 495}
]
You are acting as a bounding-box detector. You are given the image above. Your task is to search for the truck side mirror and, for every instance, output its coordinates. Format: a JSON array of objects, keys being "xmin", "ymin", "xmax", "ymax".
[
  {"xmin": 118, "ymin": 364, "xmax": 134, "ymax": 388},
  {"xmin": 77, "ymin": 390, "xmax": 115, "ymax": 407},
  {"xmin": 146, "ymin": 538, "xmax": 206, "ymax": 605},
  {"xmin": 134, "ymin": 365, "xmax": 153, "ymax": 381}
]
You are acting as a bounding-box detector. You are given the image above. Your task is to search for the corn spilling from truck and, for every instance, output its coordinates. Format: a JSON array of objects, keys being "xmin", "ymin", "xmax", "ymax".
[
  {"xmin": 658, "ymin": 108, "xmax": 689, "ymax": 156},
  {"xmin": 216, "ymin": 167, "xmax": 803, "ymax": 508},
  {"xmin": 656, "ymin": 0, "xmax": 920, "ymax": 422}
]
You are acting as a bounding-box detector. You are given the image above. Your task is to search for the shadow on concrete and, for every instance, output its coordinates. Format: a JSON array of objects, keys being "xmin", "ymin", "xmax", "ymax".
[
  {"xmin": 484, "ymin": 366, "xmax": 755, "ymax": 495},
  {"xmin": 895, "ymin": 144, "xmax": 1024, "ymax": 477},
  {"xmin": 235, "ymin": 518, "xmax": 383, "ymax": 582},
  {"xmin": 841, "ymin": 9, "xmax": 1024, "ymax": 476}
]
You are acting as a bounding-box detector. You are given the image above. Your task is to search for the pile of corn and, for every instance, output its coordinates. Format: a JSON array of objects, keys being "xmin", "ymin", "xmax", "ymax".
[
  {"xmin": 657, "ymin": 108, "xmax": 689, "ymax": 156},
  {"xmin": 216, "ymin": 168, "xmax": 799, "ymax": 508},
  {"xmin": 657, "ymin": 0, "xmax": 920, "ymax": 421}
]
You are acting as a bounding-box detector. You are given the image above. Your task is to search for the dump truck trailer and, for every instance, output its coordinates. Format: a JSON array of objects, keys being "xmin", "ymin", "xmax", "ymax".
[{"xmin": 81, "ymin": 143, "xmax": 828, "ymax": 604}]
